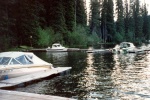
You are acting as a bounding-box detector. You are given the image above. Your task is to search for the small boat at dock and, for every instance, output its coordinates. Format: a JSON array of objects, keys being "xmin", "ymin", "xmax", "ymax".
[
  {"xmin": 0, "ymin": 51, "xmax": 53, "ymax": 80},
  {"xmin": 46, "ymin": 43, "xmax": 68, "ymax": 52},
  {"xmin": 0, "ymin": 51, "xmax": 71, "ymax": 81},
  {"xmin": 112, "ymin": 42, "xmax": 145, "ymax": 54}
]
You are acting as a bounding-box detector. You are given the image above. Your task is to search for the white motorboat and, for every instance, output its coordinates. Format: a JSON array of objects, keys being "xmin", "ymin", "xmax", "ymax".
[
  {"xmin": 0, "ymin": 51, "xmax": 53, "ymax": 80},
  {"xmin": 46, "ymin": 43, "xmax": 68, "ymax": 52},
  {"xmin": 112, "ymin": 42, "xmax": 137, "ymax": 53}
]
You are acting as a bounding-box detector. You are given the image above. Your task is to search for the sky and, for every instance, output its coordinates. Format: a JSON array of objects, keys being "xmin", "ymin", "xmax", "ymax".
[{"xmin": 141, "ymin": 0, "xmax": 150, "ymax": 14}]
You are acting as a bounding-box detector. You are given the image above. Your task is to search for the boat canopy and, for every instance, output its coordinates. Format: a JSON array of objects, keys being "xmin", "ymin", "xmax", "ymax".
[
  {"xmin": 120, "ymin": 42, "xmax": 135, "ymax": 48},
  {"xmin": 52, "ymin": 43, "xmax": 63, "ymax": 47},
  {"xmin": 0, "ymin": 52, "xmax": 50, "ymax": 66},
  {"xmin": 52, "ymin": 43, "xmax": 65, "ymax": 49}
]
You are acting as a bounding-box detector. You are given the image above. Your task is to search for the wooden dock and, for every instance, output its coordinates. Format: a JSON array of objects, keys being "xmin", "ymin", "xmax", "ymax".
[
  {"xmin": 0, "ymin": 89, "xmax": 76, "ymax": 100},
  {"xmin": 29, "ymin": 48, "xmax": 47, "ymax": 52},
  {"xmin": 29, "ymin": 47, "xmax": 113, "ymax": 53},
  {"xmin": 0, "ymin": 67, "xmax": 71, "ymax": 89},
  {"xmin": 86, "ymin": 49, "xmax": 112, "ymax": 53},
  {"xmin": 30, "ymin": 48, "xmax": 81, "ymax": 52}
]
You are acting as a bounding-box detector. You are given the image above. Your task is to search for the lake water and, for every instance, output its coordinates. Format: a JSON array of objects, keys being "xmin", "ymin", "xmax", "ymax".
[{"xmin": 15, "ymin": 50, "xmax": 150, "ymax": 100}]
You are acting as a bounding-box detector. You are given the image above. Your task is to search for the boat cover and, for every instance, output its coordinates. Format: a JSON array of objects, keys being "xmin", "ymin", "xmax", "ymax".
[{"xmin": 0, "ymin": 52, "xmax": 51, "ymax": 66}]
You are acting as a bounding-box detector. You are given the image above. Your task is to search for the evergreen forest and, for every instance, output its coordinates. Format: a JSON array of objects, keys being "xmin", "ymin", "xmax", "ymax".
[{"xmin": 0, "ymin": 0, "xmax": 150, "ymax": 51}]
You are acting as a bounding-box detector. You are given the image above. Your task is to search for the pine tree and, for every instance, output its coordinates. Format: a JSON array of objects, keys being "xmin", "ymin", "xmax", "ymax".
[
  {"xmin": 124, "ymin": 0, "xmax": 129, "ymax": 40},
  {"xmin": 106, "ymin": 0, "xmax": 115, "ymax": 42},
  {"xmin": 101, "ymin": 0, "xmax": 115, "ymax": 42},
  {"xmin": 52, "ymin": 0, "xmax": 66, "ymax": 33},
  {"xmin": 76, "ymin": 0, "xmax": 87, "ymax": 26},
  {"xmin": 14, "ymin": 0, "xmax": 44, "ymax": 46},
  {"xmin": 63, "ymin": 0, "xmax": 75, "ymax": 31},
  {"xmin": 0, "ymin": 0, "xmax": 15, "ymax": 50},
  {"xmin": 45, "ymin": 0, "xmax": 67, "ymax": 44},
  {"xmin": 101, "ymin": 0, "xmax": 107, "ymax": 42},
  {"xmin": 128, "ymin": 0, "xmax": 135, "ymax": 41},
  {"xmin": 134, "ymin": 0, "xmax": 143, "ymax": 43},
  {"xmin": 89, "ymin": 0, "xmax": 101, "ymax": 36},
  {"xmin": 142, "ymin": 3, "xmax": 149, "ymax": 41},
  {"xmin": 116, "ymin": 0, "xmax": 125, "ymax": 40}
]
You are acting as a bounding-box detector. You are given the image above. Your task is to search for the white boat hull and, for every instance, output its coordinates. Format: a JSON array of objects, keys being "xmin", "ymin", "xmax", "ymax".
[
  {"xmin": 111, "ymin": 42, "xmax": 145, "ymax": 54},
  {"xmin": 0, "ymin": 51, "xmax": 53, "ymax": 80},
  {"xmin": 0, "ymin": 65, "xmax": 52, "ymax": 80},
  {"xmin": 46, "ymin": 48, "xmax": 68, "ymax": 52}
]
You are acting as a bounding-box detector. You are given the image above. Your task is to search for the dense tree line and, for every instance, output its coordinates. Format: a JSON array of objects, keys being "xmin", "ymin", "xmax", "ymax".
[
  {"xmin": 0, "ymin": 0, "xmax": 150, "ymax": 51},
  {"xmin": 89, "ymin": 0, "xmax": 150, "ymax": 44}
]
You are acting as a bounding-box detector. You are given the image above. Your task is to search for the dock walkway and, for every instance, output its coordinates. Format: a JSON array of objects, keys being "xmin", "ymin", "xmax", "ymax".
[
  {"xmin": 0, "ymin": 67, "xmax": 71, "ymax": 88},
  {"xmin": 0, "ymin": 89, "xmax": 76, "ymax": 100}
]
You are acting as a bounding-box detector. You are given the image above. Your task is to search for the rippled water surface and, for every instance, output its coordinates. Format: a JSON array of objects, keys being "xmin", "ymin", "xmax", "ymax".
[{"xmin": 15, "ymin": 51, "xmax": 150, "ymax": 100}]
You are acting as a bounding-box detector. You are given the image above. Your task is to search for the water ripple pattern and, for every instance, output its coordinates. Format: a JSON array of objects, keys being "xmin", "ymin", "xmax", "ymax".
[{"xmin": 15, "ymin": 51, "xmax": 150, "ymax": 100}]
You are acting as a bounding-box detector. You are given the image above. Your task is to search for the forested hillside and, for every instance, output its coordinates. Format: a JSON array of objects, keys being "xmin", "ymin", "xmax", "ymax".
[{"xmin": 0, "ymin": 0, "xmax": 149, "ymax": 51}]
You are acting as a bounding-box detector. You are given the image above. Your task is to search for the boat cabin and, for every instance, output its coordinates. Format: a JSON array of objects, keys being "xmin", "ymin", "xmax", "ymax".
[
  {"xmin": 120, "ymin": 42, "xmax": 135, "ymax": 49},
  {"xmin": 52, "ymin": 43, "xmax": 65, "ymax": 49}
]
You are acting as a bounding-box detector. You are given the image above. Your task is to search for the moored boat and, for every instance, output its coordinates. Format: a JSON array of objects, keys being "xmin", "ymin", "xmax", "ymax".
[
  {"xmin": 46, "ymin": 43, "xmax": 68, "ymax": 52},
  {"xmin": 112, "ymin": 42, "xmax": 142, "ymax": 53},
  {"xmin": 0, "ymin": 51, "xmax": 53, "ymax": 80}
]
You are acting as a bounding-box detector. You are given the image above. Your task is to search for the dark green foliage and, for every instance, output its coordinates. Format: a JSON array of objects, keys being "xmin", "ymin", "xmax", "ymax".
[
  {"xmin": 126, "ymin": 31, "xmax": 134, "ymax": 42},
  {"xmin": 88, "ymin": 32, "xmax": 101, "ymax": 46},
  {"xmin": 53, "ymin": 0, "xmax": 67, "ymax": 34},
  {"xmin": 14, "ymin": 0, "xmax": 44, "ymax": 46},
  {"xmin": 66, "ymin": 25, "xmax": 100, "ymax": 47},
  {"xmin": 101, "ymin": 0, "xmax": 107, "ymax": 42},
  {"xmin": 133, "ymin": 0, "xmax": 143, "ymax": 43},
  {"xmin": 106, "ymin": 0, "xmax": 115, "ymax": 41},
  {"xmin": 63, "ymin": 0, "xmax": 75, "ymax": 31},
  {"xmin": 125, "ymin": 16, "xmax": 135, "ymax": 42},
  {"xmin": 67, "ymin": 25, "xmax": 88, "ymax": 47},
  {"xmin": 124, "ymin": 0, "xmax": 129, "ymax": 41},
  {"xmin": 116, "ymin": 0, "xmax": 125, "ymax": 41},
  {"xmin": 100, "ymin": 0, "xmax": 115, "ymax": 42},
  {"xmin": 37, "ymin": 27, "xmax": 54, "ymax": 47},
  {"xmin": 89, "ymin": 0, "xmax": 100, "ymax": 30},
  {"xmin": 114, "ymin": 32, "xmax": 124, "ymax": 43},
  {"xmin": 89, "ymin": 0, "xmax": 101, "ymax": 40},
  {"xmin": 0, "ymin": 0, "xmax": 16, "ymax": 50},
  {"xmin": 42, "ymin": 0, "xmax": 67, "ymax": 33},
  {"xmin": 1, "ymin": 0, "xmax": 150, "ymax": 51},
  {"xmin": 147, "ymin": 16, "xmax": 150, "ymax": 40},
  {"xmin": 76, "ymin": 0, "xmax": 87, "ymax": 26},
  {"xmin": 142, "ymin": 4, "xmax": 150, "ymax": 41}
]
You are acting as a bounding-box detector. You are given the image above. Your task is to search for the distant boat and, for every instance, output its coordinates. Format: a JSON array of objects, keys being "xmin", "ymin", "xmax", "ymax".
[
  {"xmin": 0, "ymin": 51, "xmax": 53, "ymax": 80},
  {"xmin": 46, "ymin": 43, "xmax": 68, "ymax": 52},
  {"xmin": 112, "ymin": 42, "xmax": 139, "ymax": 53}
]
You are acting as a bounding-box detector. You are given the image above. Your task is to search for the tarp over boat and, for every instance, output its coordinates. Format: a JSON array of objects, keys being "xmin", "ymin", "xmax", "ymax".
[
  {"xmin": 0, "ymin": 52, "xmax": 71, "ymax": 80},
  {"xmin": 0, "ymin": 52, "xmax": 52, "ymax": 67}
]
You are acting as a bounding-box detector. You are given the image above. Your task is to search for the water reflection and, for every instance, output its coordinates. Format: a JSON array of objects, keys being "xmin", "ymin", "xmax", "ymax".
[
  {"xmin": 76, "ymin": 52, "xmax": 115, "ymax": 99},
  {"xmin": 80, "ymin": 53, "xmax": 97, "ymax": 98},
  {"xmin": 113, "ymin": 53, "xmax": 136, "ymax": 67},
  {"xmin": 14, "ymin": 51, "xmax": 150, "ymax": 100},
  {"xmin": 112, "ymin": 53, "xmax": 150, "ymax": 99},
  {"xmin": 46, "ymin": 52, "xmax": 68, "ymax": 67}
]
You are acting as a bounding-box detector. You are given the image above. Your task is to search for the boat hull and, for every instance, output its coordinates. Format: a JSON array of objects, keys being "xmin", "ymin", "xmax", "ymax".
[
  {"xmin": 46, "ymin": 48, "xmax": 68, "ymax": 52},
  {"xmin": 0, "ymin": 65, "xmax": 52, "ymax": 80}
]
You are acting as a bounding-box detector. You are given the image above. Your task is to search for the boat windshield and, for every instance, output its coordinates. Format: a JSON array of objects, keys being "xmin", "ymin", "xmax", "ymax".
[
  {"xmin": 120, "ymin": 43, "xmax": 131, "ymax": 48},
  {"xmin": 53, "ymin": 44, "xmax": 61, "ymax": 47},
  {"xmin": 9, "ymin": 58, "xmax": 20, "ymax": 65},
  {"xmin": 0, "ymin": 55, "xmax": 33, "ymax": 65},
  {"xmin": 16, "ymin": 55, "xmax": 33, "ymax": 64},
  {"xmin": 127, "ymin": 43, "xmax": 130, "ymax": 47},
  {"xmin": 0, "ymin": 57, "xmax": 11, "ymax": 65}
]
